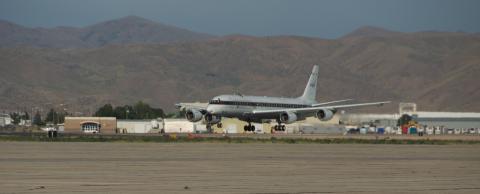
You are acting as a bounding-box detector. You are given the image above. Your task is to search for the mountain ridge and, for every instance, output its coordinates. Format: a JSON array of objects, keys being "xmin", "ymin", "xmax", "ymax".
[
  {"xmin": 0, "ymin": 17, "xmax": 479, "ymax": 114},
  {"xmin": 0, "ymin": 16, "xmax": 215, "ymax": 48},
  {"xmin": 1, "ymin": 32, "xmax": 479, "ymax": 113}
]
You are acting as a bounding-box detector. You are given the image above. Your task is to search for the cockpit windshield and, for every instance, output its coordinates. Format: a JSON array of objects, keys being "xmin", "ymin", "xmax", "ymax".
[{"xmin": 209, "ymin": 98, "xmax": 221, "ymax": 104}]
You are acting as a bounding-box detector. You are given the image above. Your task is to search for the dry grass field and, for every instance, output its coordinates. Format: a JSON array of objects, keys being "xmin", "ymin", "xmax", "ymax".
[{"xmin": 1, "ymin": 142, "xmax": 480, "ymax": 193}]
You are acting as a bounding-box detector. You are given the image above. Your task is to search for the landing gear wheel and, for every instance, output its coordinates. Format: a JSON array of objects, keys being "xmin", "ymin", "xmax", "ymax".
[
  {"xmin": 274, "ymin": 124, "xmax": 285, "ymax": 132},
  {"xmin": 244, "ymin": 123, "xmax": 255, "ymax": 132}
]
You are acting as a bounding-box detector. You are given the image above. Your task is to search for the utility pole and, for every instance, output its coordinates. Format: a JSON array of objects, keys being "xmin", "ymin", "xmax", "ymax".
[{"xmin": 31, "ymin": 107, "xmax": 34, "ymax": 126}]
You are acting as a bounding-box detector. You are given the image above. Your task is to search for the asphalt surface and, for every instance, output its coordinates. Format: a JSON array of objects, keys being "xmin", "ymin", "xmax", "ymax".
[{"xmin": 1, "ymin": 142, "xmax": 480, "ymax": 193}]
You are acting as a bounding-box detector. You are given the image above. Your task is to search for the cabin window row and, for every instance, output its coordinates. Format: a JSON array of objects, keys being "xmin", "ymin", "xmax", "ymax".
[{"xmin": 209, "ymin": 100, "xmax": 306, "ymax": 108}]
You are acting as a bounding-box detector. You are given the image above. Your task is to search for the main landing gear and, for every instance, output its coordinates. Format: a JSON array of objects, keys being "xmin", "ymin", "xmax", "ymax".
[
  {"xmin": 273, "ymin": 125, "xmax": 286, "ymax": 131},
  {"xmin": 244, "ymin": 123, "xmax": 255, "ymax": 132}
]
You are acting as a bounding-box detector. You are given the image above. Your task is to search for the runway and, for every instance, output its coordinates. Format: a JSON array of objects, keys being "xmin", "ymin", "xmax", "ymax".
[{"xmin": 1, "ymin": 142, "xmax": 479, "ymax": 193}]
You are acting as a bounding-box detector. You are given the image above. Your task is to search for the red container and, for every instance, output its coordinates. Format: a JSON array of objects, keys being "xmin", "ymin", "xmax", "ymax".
[{"xmin": 402, "ymin": 126, "xmax": 409, "ymax": 134}]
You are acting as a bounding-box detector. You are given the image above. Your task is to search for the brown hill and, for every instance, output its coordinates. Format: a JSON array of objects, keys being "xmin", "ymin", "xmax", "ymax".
[
  {"xmin": 341, "ymin": 26, "xmax": 403, "ymax": 38},
  {"xmin": 0, "ymin": 16, "xmax": 214, "ymax": 48},
  {"xmin": 1, "ymin": 28, "xmax": 480, "ymax": 114}
]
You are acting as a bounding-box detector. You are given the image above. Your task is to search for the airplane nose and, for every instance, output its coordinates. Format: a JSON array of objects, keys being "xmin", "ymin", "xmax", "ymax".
[
  {"xmin": 174, "ymin": 103, "xmax": 183, "ymax": 110},
  {"xmin": 206, "ymin": 105, "xmax": 215, "ymax": 114}
]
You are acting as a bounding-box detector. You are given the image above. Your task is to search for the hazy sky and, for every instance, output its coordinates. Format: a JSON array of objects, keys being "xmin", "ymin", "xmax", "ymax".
[{"xmin": 1, "ymin": 0, "xmax": 479, "ymax": 38}]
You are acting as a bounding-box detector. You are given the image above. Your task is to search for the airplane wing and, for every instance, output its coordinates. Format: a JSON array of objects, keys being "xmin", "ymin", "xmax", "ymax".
[
  {"xmin": 175, "ymin": 102, "xmax": 208, "ymax": 111},
  {"xmin": 311, "ymin": 99, "xmax": 353, "ymax": 107},
  {"xmin": 252, "ymin": 101, "xmax": 390, "ymax": 114}
]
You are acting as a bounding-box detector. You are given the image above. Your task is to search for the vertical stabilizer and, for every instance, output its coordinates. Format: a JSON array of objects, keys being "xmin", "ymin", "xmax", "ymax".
[{"xmin": 299, "ymin": 65, "xmax": 319, "ymax": 103}]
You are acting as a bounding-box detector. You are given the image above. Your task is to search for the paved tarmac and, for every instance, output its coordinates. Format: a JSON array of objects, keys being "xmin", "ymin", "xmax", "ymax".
[
  {"xmin": 1, "ymin": 142, "xmax": 479, "ymax": 193},
  {"xmin": 194, "ymin": 133, "xmax": 480, "ymax": 141}
]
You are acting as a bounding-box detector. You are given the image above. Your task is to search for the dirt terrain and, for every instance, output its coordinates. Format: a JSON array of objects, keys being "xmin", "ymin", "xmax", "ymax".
[
  {"xmin": 1, "ymin": 142, "xmax": 479, "ymax": 193},
  {"xmin": 2, "ymin": 22, "xmax": 480, "ymax": 113}
]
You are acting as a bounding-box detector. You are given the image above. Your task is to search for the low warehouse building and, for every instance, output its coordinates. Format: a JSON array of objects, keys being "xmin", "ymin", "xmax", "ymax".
[
  {"xmin": 340, "ymin": 113, "xmax": 399, "ymax": 127},
  {"xmin": 413, "ymin": 112, "xmax": 480, "ymax": 129},
  {"xmin": 117, "ymin": 119, "xmax": 163, "ymax": 133},
  {"xmin": 213, "ymin": 118, "xmax": 271, "ymax": 134},
  {"xmin": 212, "ymin": 117, "xmax": 342, "ymax": 134},
  {"xmin": 163, "ymin": 119, "xmax": 206, "ymax": 133},
  {"xmin": 64, "ymin": 117, "xmax": 117, "ymax": 134},
  {"xmin": 0, "ymin": 113, "xmax": 12, "ymax": 127},
  {"xmin": 339, "ymin": 103, "xmax": 480, "ymax": 134}
]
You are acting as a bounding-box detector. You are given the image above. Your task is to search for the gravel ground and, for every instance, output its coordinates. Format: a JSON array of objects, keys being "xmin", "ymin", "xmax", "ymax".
[{"xmin": 1, "ymin": 142, "xmax": 479, "ymax": 194}]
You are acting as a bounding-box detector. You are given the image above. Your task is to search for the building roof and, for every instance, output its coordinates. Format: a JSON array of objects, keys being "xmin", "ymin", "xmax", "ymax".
[
  {"xmin": 118, "ymin": 119, "xmax": 158, "ymax": 122},
  {"xmin": 65, "ymin": 117, "xmax": 116, "ymax": 120},
  {"xmin": 163, "ymin": 118, "xmax": 190, "ymax": 122},
  {"xmin": 415, "ymin": 112, "xmax": 480, "ymax": 118}
]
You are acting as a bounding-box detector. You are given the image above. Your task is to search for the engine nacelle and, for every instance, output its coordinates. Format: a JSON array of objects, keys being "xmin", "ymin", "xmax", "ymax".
[
  {"xmin": 185, "ymin": 109, "xmax": 203, "ymax": 122},
  {"xmin": 316, "ymin": 109, "xmax": 334, "ymax": 121},
  {"xmin": 204, "ymin": 113, "xmax": 221, "ymax": 124},
  {"xmin": 279, "ymin": 112, "xmax": 298, "ymax": 124}
]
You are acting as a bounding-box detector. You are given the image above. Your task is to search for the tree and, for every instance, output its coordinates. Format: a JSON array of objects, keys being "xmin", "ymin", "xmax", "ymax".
[
  {"xmin": 45, "ymin": 108, "xmax": 59, "ymax": 124},
  {"xmin": 94, "ymin": 104, "xmax": 114, "ymax": 117},
  {"xmin": 164, "ymin": 112, "xmax": 177, "ymax": 118},
  {"xmin": 133, "ymin": 101, "xmax": 149, "ymax": 119},
  {"xmin": 95, "ymin": 102, "xmax": 164, "ymax": 119},
  {"xmin": 33, "ymin": 111, "xmax": 44, "ymax": 126},
  {"xmin": 175, "ymin": 109, "xmax": 185, "ymax": 118},
  {"xmin": 113, "ymin": 106, "xmax": 127, "ymax": 119},
  {"xmin": 21, "ymin": 112, "xmax": 30, "ymax": 120},
  {"xmin": 9, "ymin": 112, "xmax": 20, "ymax": 125},
  {"xmin": 164, "ymin": 110, "xmax": 185, "ymax": 118},
  {"xmin": 152, "ymin": 108, "xmax": 165, "ymax": 119},
  {"xmin": 57, "ymin": 112, "xmax": 66, "ymax": 123},
  {"xmin": 124, "ymin": 105, "xmax": 135, "ymax": 119},
  {"xmin": 132, "ymin": 101, "xmax": 165, "ymax": 119},
  {"xmin": 397, "ymin": 114, "xmax": 413, "ymax": 126}
]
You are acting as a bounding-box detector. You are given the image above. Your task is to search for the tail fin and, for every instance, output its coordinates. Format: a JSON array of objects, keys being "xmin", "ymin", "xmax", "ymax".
[{"xmin": 298, "ymin": 65, "xmax": 319, "ymax": 103}]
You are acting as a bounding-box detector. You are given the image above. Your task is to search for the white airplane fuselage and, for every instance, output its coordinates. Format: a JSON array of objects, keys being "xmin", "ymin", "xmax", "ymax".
[{"xmin": 206, "ymin": 94, "xmax": 314, "ymax": 123}]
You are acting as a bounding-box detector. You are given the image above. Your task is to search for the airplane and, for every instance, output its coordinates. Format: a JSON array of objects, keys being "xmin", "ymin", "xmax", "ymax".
[{"xmin": 176, "ymin": 65, "xmax": 390, "ymax": 132}]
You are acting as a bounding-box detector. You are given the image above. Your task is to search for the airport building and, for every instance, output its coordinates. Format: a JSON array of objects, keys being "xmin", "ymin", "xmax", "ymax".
[
  {"xmin": 413, "ymin": 112, "xmax": 480, "ymax": 129},
  {"xmin": 0, "ymin": 113, "xmax": 12, "ymax": 127},
  {"xmin": 339, "ymin": 113, "xmax": 400, "ymax": 127},
  {"xmin": 63, "ymin": 117, "xmax": 203, "ymax": 134},
  {"xmin": 212, "ymin": 116, "xmax": 343, "ymax": 134},
  {"xmin": 339, "ymin": 103, "xmax": 480, "ymax": 134},
  {"xmin": 64, "ymin": 117, "xmax": 117, "ymax": 134},
  {"xmin": 60, "ymin": 102, "xmax": 480, "ymax": 135},
  {"xmin": 117, "ymin": 119, "xmax": 163, "ymax": 133},
  {"xmin": 212, "ymin": 118, "xmax": 271, "ymax": 134},
  {"xmin": 144, "ymin": 103, "xmax": 480, "ymax": 134},
  {"xmin": 163, "ymin": 119, "xmax": 207, "ymax": 133}
]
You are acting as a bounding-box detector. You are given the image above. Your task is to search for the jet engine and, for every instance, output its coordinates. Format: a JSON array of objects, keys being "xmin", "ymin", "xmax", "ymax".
[
  {"xmin": 204, "ymin": 113, "xmax": 221, "ymax": 124},
  {"xmin": 185, "ymin": 109, "xmax": 203, "ymax": 122},
  {"xmin": 279, "ymin": 112, "xmax": 298, "ymax": 124},
  {"xmin": 316, "ymin": 109, "xmax": 334, "ymax": 121}
]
